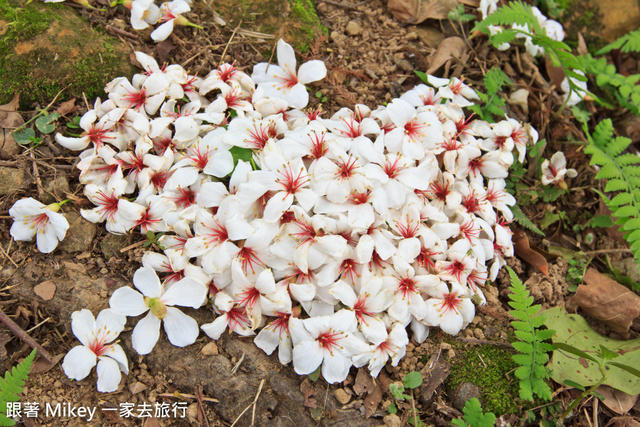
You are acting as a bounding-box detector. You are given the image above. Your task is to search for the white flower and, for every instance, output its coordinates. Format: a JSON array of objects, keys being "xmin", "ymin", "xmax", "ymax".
[
  {"xmin": 561, "ymin": 70, "xmax": 588, "ymax": 107},
  {"xmin": 62, "ymin": 309, "xmax": 128, "ymax": 392},
  {"xmin": 109, "ymin": 266, "xmax": 207, "ymax": 354},
  {"xmin": 290, "ymin": 310, "xmax": 370, "ymax": 383},
  {"xmin": 252, "ymin": 39, "xmax": 327, "ymax": 109},
  {"xmin": 151, "ymin": 0, "xmax": 194, "ymax": 42},
  {"xmin": 424, "ymin": 281, "xmax": 475, "ymax": 335},
  {"xmin": 9, "ymin": 198, "xmax": 69, "ymax": 254},
  {"xmin": 541, "ymin": 151, "xmax": 577, "ymax": 189}
]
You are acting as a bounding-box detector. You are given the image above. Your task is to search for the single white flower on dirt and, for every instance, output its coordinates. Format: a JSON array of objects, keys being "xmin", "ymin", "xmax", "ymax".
[
  {"xmin": 252, "ymin": 39, "xmax": 327, "ymax": 109},
  {"xmin": 130, "ymin": 0, "xmax": 161, "ymax": 30},
  {"xmin": 424, "ymin": 281, "xmax": 475, "ymax": 335},
  {"xmin": 290, "ymin": 310, "xmax": 370, "ymax": 383},
  {"xmin": 151, "ymin": 0, "xmax": 202, "ymax": 42},
  {"xmin": 9, "ymin": 198, "xmax": 70, "ymax": 254},
  {"xmin": 352, "ymin": 320, "xmax": 409, "ymax": 377},
  {"xmin": 62, "ymin": 309, "xmax": 128, "ymax": 392},
  {"xmin": 541, "ymin": 151, "xmax": 577, "ymax": 189},
  {"xmin": 109, "ymin": 266, "xmax": 207, "ymax": 354}
]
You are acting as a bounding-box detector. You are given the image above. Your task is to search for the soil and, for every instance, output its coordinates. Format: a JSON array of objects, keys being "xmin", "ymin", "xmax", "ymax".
[{"xmin": 1, "ymin": 0, "xmax": 640, "ymax": 426}]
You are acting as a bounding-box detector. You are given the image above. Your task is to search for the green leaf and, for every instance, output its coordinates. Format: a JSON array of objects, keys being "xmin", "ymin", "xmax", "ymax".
[
  {"xmin": 563, "ymin": 379, "xmax": 586, "ymax": 391},
  {"xmin": 403, "ymin": 371, "xmax": 423, "ymax": 389},
  {"xmin": 229, "ymin": 146, "xmax": 255, "ymax": 168},
  {"xmin": 35, "ymin": 113, "xmax": 61, "ymax": 134},
  {"xmin": 607, "ymin": 361, "xmax": 640, "ymax": 379},
  {"xmin": 1, "ymin": 349, "xmax": 37, "ymax": 426},
  {"xmin": 12, "ymin": 128, "xmax": 36, "ymax": 145},
  {"xmin": 308, "ymin": 366, "xmax": 321, "ymax": 382},
  {"xmin": 544, "ymin": 308, "xmax": 640, "ymax": 394},
  {"xmin": 414, "ymin": 70, "xmax": 429, "ymax": 85}
]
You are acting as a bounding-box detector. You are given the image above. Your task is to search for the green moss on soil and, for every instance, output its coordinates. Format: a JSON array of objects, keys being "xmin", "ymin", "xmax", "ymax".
[
  {"xmin": 212, "ymin": 0, "xmax": 326, "ymax": 53},
  {"xmin": 445, "ymin": 343, "xmax": 524, "ymax": 416},
  {"xmin": 0, "ymin": 0, "xmax": 134, "ymax": 108}
]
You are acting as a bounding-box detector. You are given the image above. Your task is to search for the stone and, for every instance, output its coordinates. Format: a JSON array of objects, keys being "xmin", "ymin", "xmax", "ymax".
[
  {"xmin": 383, "ymin": 414, "xmax": 403, "ymax": 427},
  {"xmin": 58, "ymin": 211, "xmax": 97, "ymax": 253},
  {"xmin": 0, "ymin": 2, "xmax": 135, "ymax": 108},
  {"xmin": 346, "ymin": 20, "xmax": 362, "ymax": 36},
  {"xmin": 333, "ymin": 388, "xmax": 351, "ymax": 405},
  {"xmin": 452, "ymin": 382, "xmax": 481, "ymax": 412},
  {"xmin": 100, "ymin": 233, "xmax": 133, "ymax": 259},
  {"xmin": 0, "ymin": 167, "xmax": 27, "ymax": 196},
  {"xmin": 42, "ymin": 176, "xmax": 70, "ymax": 205},
  {"xmin": 201, "ymin": 342, "xmax": 219, "ymax": 356}
]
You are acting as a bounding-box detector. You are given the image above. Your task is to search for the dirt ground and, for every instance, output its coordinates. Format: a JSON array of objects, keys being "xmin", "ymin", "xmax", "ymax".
[{"xmin": 1, "ymin": 0, "xmax": 640, "ymax": 425}]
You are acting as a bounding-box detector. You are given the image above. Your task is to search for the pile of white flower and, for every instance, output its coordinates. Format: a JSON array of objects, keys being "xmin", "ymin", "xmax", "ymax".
[{"xmin": 12, "ymin": 39, "xmax": 538, "ymax": 392}]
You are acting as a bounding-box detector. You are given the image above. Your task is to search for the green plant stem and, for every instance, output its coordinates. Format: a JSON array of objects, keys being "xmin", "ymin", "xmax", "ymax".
[
  {"xmin": 11, "ymin": 86, "xmax": 67, "ymax": 134},
  {"xmin": 560, "ymin": 367, "xmax": 606, "ymax": 420}
]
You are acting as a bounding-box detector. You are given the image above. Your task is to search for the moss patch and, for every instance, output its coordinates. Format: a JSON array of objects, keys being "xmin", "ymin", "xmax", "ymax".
[
  {"xmin": 0, "ymin": 0, "xmax": 134, "ymax": 108},
  {"xmin": 211, "ymin": 0, "xmax": 326, "ymax": 53},
  {"xmin": 445, "ymin": 343, "xmax": 524, "ymax": 416}
]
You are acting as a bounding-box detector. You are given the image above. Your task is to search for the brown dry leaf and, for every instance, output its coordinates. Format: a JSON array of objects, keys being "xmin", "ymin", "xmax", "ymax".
[
  {"xmin": 545, "ymin": 54, "xmax": 565, "ymax": 89},
  {"xmin": 607, "ymin": 416, "xmax": 640, "ymax": 427},
  {"xmin": 570, "ymin": 268, "xmax": 640, "ymax": 338},
  {"xmin": 353, "ymin": 369, "xmax": 381, "ymax": 418},
  {"xmin": 22, "ymin": 418, "xmax": 41, "ymax": 427},
  {"xmin": 33, "ymin": 280, "xmax": 56, "ymax": 301},
  {"xmin": 426, "ymin": 37, "xmax": 467, "ymax": 75},
  {"xmin": 300, "ymin": 378, "xmax": 317, "ymax": 408},
  {"xmin": 577, "ymin": 33, "xmax": 589, "ymax": 57},
  {"xmin": 513, "ymin": 230, "xmax": 549, "ymax": 275},
  {"xmin": 156, "ymin": 40, "xmax": 174, "ymax": 64},
  {"xmin": 419, "ymin": 352, "xmax": 450, "ymax": 401},
  {"xmin": 458, "ymin": 0, "xmax": 478, "ymax": 5},
  {"xmin": 31, "ymin": 353, "xmax": 64, "ymax": 374},
  {"xmin": 143, "ymin": 417, "xmax": 160, "ymax": 427},
  {"xmin": 387, "ymin": 0, "xmax": 459, "ymax": 23},
  {"xmin": 0, "ymin": 94, "xmax": 19, "ymax": 112},
  {"xmin": 55, "ymin": 98, "xmax": 77, "ymax": 116},
  {"xmin": 597, "ymin": 385, "xmax": 639, "ymax": 414},
  {"xmin": 99, "ymin": 404, "xmax": 121, "ymax": 423}
]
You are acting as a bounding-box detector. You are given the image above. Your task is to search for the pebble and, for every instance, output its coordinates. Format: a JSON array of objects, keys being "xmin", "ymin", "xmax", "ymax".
[
  {"xmin": 383, "ymin": 413, "xmax": 403, "ymax": 427},
  {"xmin": 100, "ymin": 268, "xmax": 109, "ymax": 274},
  {"xmin": 452, "ymin": 382, "xmax": 481, "ymax": 412},
  {"xmin": 441, "ymin": 342, "xmax": 452, "ymax": 350},
  {"xmin": 346, "ymin": 20, "xmax": 362, "ymax": 36},
  {"xmin": 448, "ymin": 349, "xmax": 456, "ymax": 358},
  {"xmin": 333, "ymin": 389, "xmax": 351, "ymax": 405},
  {"xmin": 201, "ymin": 342, "xmax": 219, "ymax": 356},
  {"xmin": 405, "ymin": 31, "xmax": 418, "ymax": 40},
  {"xmin": 53, "ymin": 381, "xmax": 61, "ymax": 388},
  {"xmin": 474, "ymin": 328, "xmax": 485, "ymax": 340}
]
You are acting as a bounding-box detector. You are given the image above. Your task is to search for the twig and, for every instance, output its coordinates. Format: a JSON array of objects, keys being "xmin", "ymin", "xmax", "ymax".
[
  {"xmin": 0, "ymin": 243, "xmax": 18, "ymax": 268},
  {"xmin": 104, "ymin": 25, "xmax": 138, "ymax": 40},
  {"xmin": 26, "ymin": 317, "xmax": 51, "ymax": 334},
  {"xmin": 583, "ymin": 248, "xmax": 634, "ymax": 255},
  {"xmin": 30, "ymin": 150, "xmax": 44, "ymax": 197},
  {"xmin": 593, "ymin": 395, "xmax": 598, "ymax": 427},
  {"xmin": 220, "ymin": 19, "xmax": 243, "ymax": 63},
  {"xmin": 195, "ymin": 386, "xmax": 211, "ymax": 427},
  {"xmin": 157, "ymin": 393, "xmax": 219, "ymax": 403},
  {"xmin": 0, "ymin": 309, "xmax": 54, "ymax": 363},
  {"xmin": 12, "ymin": 86, "xmax": 69, "ymax": 134},
  {"xmin": 119, "ymin": 240, "xmax": 145, "ymax": 253},
  {"xmin": 230, "ymin": 379, "xmax": 265, "ymax": 427},
  {"xmin": 230, "ymin": 352, "xmax": 245, "ymax": 374}
]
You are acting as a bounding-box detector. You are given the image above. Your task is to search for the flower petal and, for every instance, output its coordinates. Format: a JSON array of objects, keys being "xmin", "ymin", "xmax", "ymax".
[
  {"xmin": 96, "ymin": 357, "xmax": 122, "ymax": 392},
  {"xmin": 133, "ymin": 266, "xmax": 163, "ymax": 298},
  {"xmin": 163, "ymin": 307, "xmax": 200, "ymax": 347},
  {"xmin": 131, "ymin": 312, "xmax": 161, "ymax": 355},
  {"xmin": 292, "ymin": 340, "xmax": 323, "ymax": 375},
  {"xmin": 71, "ymin": 309, "xmax": 96, "ymax": 347},
  {"xmin": 62, "ymin": 345, "xmax": 97, "ymax": 381},
  {"xmin": 161, "ymin": 277, "xmax": 207, "ymax": 308},
  {"xmin": 109, "ymin": 287, "xmax": 148, "ymax": 317}
]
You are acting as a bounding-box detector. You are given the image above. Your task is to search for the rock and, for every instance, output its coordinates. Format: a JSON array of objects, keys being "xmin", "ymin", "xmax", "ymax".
[
  {"xmin": 42, "ymin": 176, "xmax": 70, "ymax": 205},
  {"xmin": 383, "ymin": 413, "xmax": 403, "ymax": 427},
  {"xmin": 346, "ymin": 20, "xmax": 362, "ymax": 36},
  {"xmin": 610, "ymin": 257, "xmax": 640, "ymax": 283},
  {"xmin": 58, "ymin": 211, "xmax": 97, "ymax": 253},
  {"xmin": 0, "ymin": 2, "xmax": 135, "ymax": 108},
  {"xmin": 100, "ymin": 233, "xmax": 132, "ymax": 259},
  {"xmin": 213, "ymin": 0, "xmax": 326, "ymax": 52},
  {"xmin": 334, "ymin": 388, "xmax": 351, "ymax": 405},
  {"xmin": 452, "ymin": 382, "xmax": 481, "ymax": 412},
  {"xmin": 33, "ymin": 280, "xmax": 56, "ymax": 301},
  {"xmin": 0, "ymin": 167, "xmax": 27, "ymax": 196},
  {"xmin": 201, "ymin": 342, "xmax": 218, "ymax": 356}
]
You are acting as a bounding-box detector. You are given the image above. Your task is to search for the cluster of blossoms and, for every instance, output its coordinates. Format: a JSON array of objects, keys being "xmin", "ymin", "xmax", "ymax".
[
  {"xmin": 50, "ymin": 39, "xmax": 537, "ymax": 390},
  {"xmin": 44, "ymin": 0, "xmax": 200, "ymax": 42},
  {"xmin": 477, "ymin": 0, "xmax": 587, "ymax": 106}
]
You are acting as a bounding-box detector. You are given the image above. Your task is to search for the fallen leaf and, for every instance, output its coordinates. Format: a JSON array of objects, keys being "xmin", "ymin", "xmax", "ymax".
[
  {"xmin": 607, "ymin": 417, "xmax": 640, "ymax": 427},
  {"xmin": 513, "ymin": 230, "xmax": 549, "ymax": 275},
  {"xmin": 363, "ymin": 381, "xmax": 382, "ymax": 418},
  {"xmin": 129, "ymin": 381, "xmax": 148, "ymax": 395},
  {"xmin": 55, "ymin": 98, "xmax": 77, "ymax": 116},
  {"xmin": 545, "ymin": 53, "xmax": 565, "ymax": 89},
  {"xmin": 426, "ymin": 37, "xmax": 467, "ymax": 75},
  {"xmin": 31, "ymin": 353, "xmax": 64, "ymax": 374},
  {"xmin": 387, "ymin": 0, "xmax": 459, "ymax": 23},
  {"xmin": 597, "ymin": 385, "xmax": 639, "ymax": 414},
  {"xmin": 33, "ymin": 280, "xmax": 56, "ymax": 301},
  {"xmin": 577, "ymin": 33, "xmax": 589, "ymax": 57},
  {"xmin": 419, "ymin": 352, "xmax": 450, "ymax": 402},
  {"xmin": 22, "ymin": 418, "xmax": 40, "ymax": 427},
  {"xmin": 354, "ymin": 368, "xmax": 375, "ymax": 395},
  {"xmin": 143, "ymin": 416, "xmax": 160, "ymax": 427},
  {"xmin": 156, "ymin": 40, "xmax": 174, "ymax": 64},
  {"xmin": 0, "ymin": 94, "xmax": 19, "ymax": 112},
  {"xmin": 300, "ymin": 378, "xmax": 317, "ymax": 408},
  {"xmin": 569, "ymin": 268, "xmax": 640, "ymax": 338}
]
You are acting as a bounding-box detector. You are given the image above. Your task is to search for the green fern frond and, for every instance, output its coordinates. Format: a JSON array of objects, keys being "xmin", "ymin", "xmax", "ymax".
[
  {"xmin": 450, "ymin": 398, "xmax": 496, "ymax": 427},
  {"xmin": 472, "ymin": 1, "xmax": 542, "ymax": 36},
  {"xmin": 585, "ymin": 119, "xmax": 640, "ymax": 269},
  {"xmin": 510, "ymin": 204, "xmax": 545, "ymax": 236},
  {"xmin": 1, "ymin": 349, "xmax": 37, "ymax": 426},
  {"xmin": 597, "ymin": 29, "xmax": 640, "ymax": 55},
  {"xmin": 506, "ymin": 267, "xmax": 554, "ymax": 402}
]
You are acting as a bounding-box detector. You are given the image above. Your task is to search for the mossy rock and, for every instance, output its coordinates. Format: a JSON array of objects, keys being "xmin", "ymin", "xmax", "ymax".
[
  {"xmin": 0, "ymin": 0, "xmax": 135, "ymax": 108},
  {"xmin": 212, "ymin": 0, "xmax": 327, "ymax": 52}
]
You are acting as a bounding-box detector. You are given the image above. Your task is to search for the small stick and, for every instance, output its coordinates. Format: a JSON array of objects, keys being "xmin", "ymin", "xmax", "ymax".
[
  {"xmin": 105, "ymin": 25, "xmax": 139, "ymax": 40},
  {"xmin": 0, "ymin": 309, "xmax": 54, "ymax": 363},
  {"xmin": 195, "ymin": 386, "xmax": 211, "ymax": 427},
  {"xmin": 30, "ymin": 151, "xmax": 44, "ymax": 197},
  {"xmin": 120, "ymin": 240, "xmax": 145, "ymax": 253},
  {"xmin": 157, "ymin": 393, "xmax": 219, "ymax": 403},
  {"xmin": 230, "ymin": 352, "xmax": 245, "ymax": 374},
  {"xmin": 26, "ymin": 317, "xmax": 51, "ymax": 333},
  {"xmin": 0, "ymin": 243, "xmax": 19, "ymax": 269},
  {"xmin": 220, "ymin": 19, "xmax": 243, "ymax": 63},
  {"xmin": 230, "ymin": 379, "xmax": 264, "ymax": 427}
]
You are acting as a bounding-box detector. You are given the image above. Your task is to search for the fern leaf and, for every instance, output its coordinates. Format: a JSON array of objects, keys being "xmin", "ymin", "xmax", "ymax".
[
  {"xmin": 597, "ymin": 29, "xmax": 640, "ymax": 54},
  {"xmin": 472, "ymin": 1, "xmax": 541, "ymax": 35},
  {"xmin": 1, "ymin": 349, "xmax": 37, "ymax": 426},
  {"xmin": 511, "ymin": 204, "xmax": 545, "ymax": 236}
]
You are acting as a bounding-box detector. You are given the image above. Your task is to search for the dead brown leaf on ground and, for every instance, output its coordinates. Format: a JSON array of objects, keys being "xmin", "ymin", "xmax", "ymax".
[
  {"xmin": 513, "ymin": 230, "xmax": 549, "ymax": 276},
  {"xmin": 300, "ymin": 378, "xmax": 317, "ymax": 408},
  {"xmin": 353, "ymin": 369, "xmax": 383, "ymax": 417},
  {"xmin": 597, "ymin": 386, "xmax": 639, "ymax": 415},
  {"xmin": 426, "ymin": 36, "xmax": 468, "ymax": 75},
  {"xmin": 55, "ymin": 98, "xmax": 78, "ymax": 116},
  {"xmin": 567, "ymin": 268, "xmax": 640, "ymax": 338},
  {"xmin": 31, "ymin": 353, "xmax": 64, "ymax": 375},
  {"xmin": 606, "ymin": 416, "xmax": 640, "ymax": 427},
  {"xmin": 387, "ymin": 0, "xmax": 459, "ymax": 23},
  {"xmin": 33, "ymin": 280, "xmax": 56, "ymax": 301}
]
